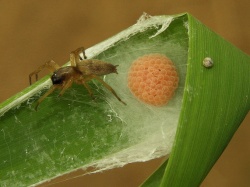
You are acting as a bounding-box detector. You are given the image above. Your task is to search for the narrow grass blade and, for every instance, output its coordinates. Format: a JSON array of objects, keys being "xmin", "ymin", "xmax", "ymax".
[
  {"xmin": 140, "ymin": 159, "xmax": 168, "ymax": 187},
  {"xmin": 160, "ymin": 14, "xmax": 250, "ymax": 187}
]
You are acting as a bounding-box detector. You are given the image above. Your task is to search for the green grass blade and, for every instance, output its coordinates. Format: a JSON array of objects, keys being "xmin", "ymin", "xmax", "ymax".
[
  {"xmin": 2, "ymin": 12, "xmax": 248, "ymax": 187},
  {"xmin": 140, "ymin": 159, "xmax": 168, "ymax": 187},
  {"xmin": 141, "ymin": 13, "xmax": 250, "ymax": 187},
  {"xmin": 0, "ymin": 14, "xmax": 188, "ymax": 186},
  {"xmin": 160, "ymin": 13, "xmax": 250, "ymax": 187}
]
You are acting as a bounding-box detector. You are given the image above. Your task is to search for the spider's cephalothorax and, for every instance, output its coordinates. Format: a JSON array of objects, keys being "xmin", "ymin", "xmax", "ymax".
[
  {"xmin": 51, "ymin": 66, "xmax": 77, "ymax": 85},
  {"xmin": 29, "ymin": 47, "xmax": 126, "ymax": 110}
]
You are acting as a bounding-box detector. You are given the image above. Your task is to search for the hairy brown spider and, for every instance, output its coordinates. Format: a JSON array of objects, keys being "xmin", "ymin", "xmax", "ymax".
[{"xmin": 29, "ymin": 47, "xmax": 126, "ymax": 110}]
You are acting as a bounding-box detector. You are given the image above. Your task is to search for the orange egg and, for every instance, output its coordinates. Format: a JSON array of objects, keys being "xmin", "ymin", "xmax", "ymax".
[{"xmin": 128, "ymin": 54, "xmax": 179, "ymax": 106}]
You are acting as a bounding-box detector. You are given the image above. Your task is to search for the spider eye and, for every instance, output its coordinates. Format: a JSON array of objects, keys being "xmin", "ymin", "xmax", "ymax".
[{"xmin": 51, "ymin": 73, "xmax": 64, "ymax": 85}]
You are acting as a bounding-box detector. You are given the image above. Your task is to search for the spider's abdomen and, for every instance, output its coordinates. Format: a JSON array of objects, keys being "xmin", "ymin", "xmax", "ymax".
[{"xmin": 77, "ymin": 59, "xmax": 118, "ymax": 76}]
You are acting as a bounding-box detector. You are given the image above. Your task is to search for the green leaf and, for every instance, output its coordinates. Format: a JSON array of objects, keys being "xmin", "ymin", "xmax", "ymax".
[
  {"xmin": 0, "ymin": 14, "xmax": 188, "ymax": 186},
  {"xmin": 159, "ymin": 14, "xmax": 250, "ymax": 186},
  {"xmin": 1, "ymin": 13, "xmax": 249, "ymax": 187},
  {"xmin": 142, "ymin": 13, "xmax": 250, "ymax": 187},
  {"xmin": 140, "ymin": 159, "xmax": 168, "ymax": 187}
]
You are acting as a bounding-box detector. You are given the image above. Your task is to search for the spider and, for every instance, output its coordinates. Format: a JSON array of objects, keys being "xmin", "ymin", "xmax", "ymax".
[{"xmin": 29, "ymin": 47, "xmax": 126, "ymax": 110}]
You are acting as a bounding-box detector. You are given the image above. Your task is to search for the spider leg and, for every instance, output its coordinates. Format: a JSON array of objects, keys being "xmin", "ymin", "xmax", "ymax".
[
  {"xmin": 58, "ymin": 78, "xmax": 74, "ymax": 96},
  {"xmin": 70, "ymin": 47, "xmax": 87, "ymax": 67},
  {"xmin": 77, "ymin": 47, "xmax": 87, "ymax": 60},
  {"xmin": 76, "ymin": 75, "xmax": 95, "ymax": 100},
  {"xmin": 29, "ymin": 60, "xmax": 60, "ymax": 85},
  {"xmin": 91, "ymin": 75, "xmax": 126, "ymax": 105},
  {"xmin": 34, "ymin": 86, "xmax": 57, "ymax": 111},
  {"xmin": 82, "ymin": 81, "xmax": 95, "ymax": 99}
]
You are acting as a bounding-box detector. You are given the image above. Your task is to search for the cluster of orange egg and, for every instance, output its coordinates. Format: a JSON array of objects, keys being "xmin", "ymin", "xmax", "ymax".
[{"xmin": 128, "ymin": 54, "xmax": 179, "ymax": 106}]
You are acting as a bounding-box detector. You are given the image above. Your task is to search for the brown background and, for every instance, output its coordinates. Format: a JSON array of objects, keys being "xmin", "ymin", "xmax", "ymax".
[{"xmin": 0, "ymin": 1, "xmax": 249, "ymax": 186}]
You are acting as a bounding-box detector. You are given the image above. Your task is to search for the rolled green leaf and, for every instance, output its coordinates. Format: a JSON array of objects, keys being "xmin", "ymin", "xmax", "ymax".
[
  {"xmin": 1, "ymin": 13, "xmax": 249, "ymax": 187},
  {"xmin": 142, "ymin": 13, "xmax": 250, "ymax": 187},
  {"xmin": 141, "ymin": 159, "xmax": 168, "ymax": 187},
  {"xmin": 0, "ymin": 13, "xmax": 188, "ymax": 186}
]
